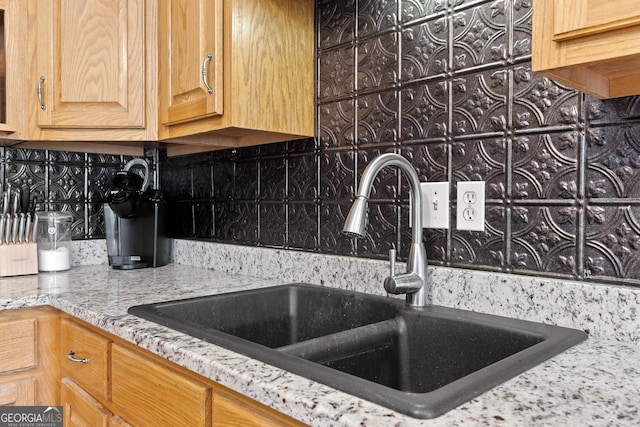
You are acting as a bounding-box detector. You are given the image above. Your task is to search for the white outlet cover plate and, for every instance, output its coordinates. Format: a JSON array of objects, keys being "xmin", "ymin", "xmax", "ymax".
[
  {"xmin": 457, "ymin": 181, "xmax": 485, "ymax": 231},
  {"xmin": 421, "ymin": 182, "xmax": 450, "ymax": 229}
]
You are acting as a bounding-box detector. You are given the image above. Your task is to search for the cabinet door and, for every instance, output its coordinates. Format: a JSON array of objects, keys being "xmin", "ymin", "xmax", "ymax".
[
  {"xmin": 532, "ymin": 0, "xmax": 640, "ymax": 98},
  {"xmin": 34, "ymin": 0, "xmax": 145, "ymax": 129},
  {"xmin": 62, "ymin": 378, "xmax": 110, "ymax": 427},
  {"xmin": 0, "ymin": 378, "xmax": 36, "ymax": 406},
  {"xmin": 213, "ymin": 391, "xmax": 304, "ymax": 427},
  {"xmin": 111, "ymin": 343, "xmax": 212, "ymax": 427},
  {"xmin": 159, "ymin": 0, "xmax": 223, "ymax": 125},
  {"xmin": 0, "ymin": 318, "xmax": 36, "ymax": 373},
  {"xmin": 553, "ymin": 0, "xmax": 640, "ymax": 41},
  {"xmin": 0, "ymin": 0, "xmax": 28, "ymax": 138}
]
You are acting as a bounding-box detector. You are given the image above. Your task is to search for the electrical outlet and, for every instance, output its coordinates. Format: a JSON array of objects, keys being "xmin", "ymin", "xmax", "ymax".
[
  {"xmin": 420, "ymin": 182, "xmax": 449, "ymax": 229},
  {"xmin": 457, "ymin": 181, "xmax": 485, "ymax": 231}
]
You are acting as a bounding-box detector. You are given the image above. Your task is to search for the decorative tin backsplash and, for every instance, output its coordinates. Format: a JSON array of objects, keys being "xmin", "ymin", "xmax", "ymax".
[
  {"xmin": 0, "ymin": 147, "xmax": 132, "ymax": 239},
  {"xmin": 162, "ymin": 0, "xmax": 640, "ymax": 287}
]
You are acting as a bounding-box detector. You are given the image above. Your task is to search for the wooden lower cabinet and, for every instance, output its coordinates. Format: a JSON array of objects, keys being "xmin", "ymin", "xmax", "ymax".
[
  {"xmin": 111, "ymin": 343, "xmax": 211, "ymax": 427},
  {"xmin": 0, "ymin": 378, "xmax": 36, "ymax": 406},
  {"xmin": 213, "ymin": 391, "xmax": 302, "ymax": 427},
  {"xmin": 61, "ymin": 315, "xmax": 306, "ymax": 427},
  {"xmin": 0, "ymin": 306, "xmax": 60, "ymax": 406},
  {"xmin": 61, "ymin": 378, "xmax": 133, "ymax": 427},
  {"xmin": 61, "ymin": 378, "xmax": 111, "ymax": 427}
]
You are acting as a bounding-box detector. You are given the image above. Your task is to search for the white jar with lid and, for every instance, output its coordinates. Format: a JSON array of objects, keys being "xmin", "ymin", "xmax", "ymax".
[{"xmin": 36, "ymin": 211, "xmax": 73, "ymax": 272}]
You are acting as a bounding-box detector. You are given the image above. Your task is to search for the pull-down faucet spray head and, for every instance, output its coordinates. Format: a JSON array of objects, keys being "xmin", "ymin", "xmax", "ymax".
[{"xmin": 342, "ymin": 196, "xmax": 368, "ymax": 238}]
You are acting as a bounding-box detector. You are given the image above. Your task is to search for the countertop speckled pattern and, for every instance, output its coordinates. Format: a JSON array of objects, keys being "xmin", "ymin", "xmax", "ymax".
[{"xmin": 1, "ymin": 260, "xmax": 639, "ymax": 426}]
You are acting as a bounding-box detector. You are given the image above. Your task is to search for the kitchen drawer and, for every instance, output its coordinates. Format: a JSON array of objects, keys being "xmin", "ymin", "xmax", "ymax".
[
  {"xmin": 111, "ymin": 343, "xmax": 212, "ymax": 427},
  {"xmin": 0, "ymin": 318, "xmax": 36, "ymax": 373},
  {"xmin": 61, "ymin": 318, "xmax": 111, "ymax": 402}
]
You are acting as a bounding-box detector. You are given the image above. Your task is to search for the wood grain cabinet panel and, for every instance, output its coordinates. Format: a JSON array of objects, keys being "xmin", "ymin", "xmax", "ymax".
[
  {"xmin": 160, "ymin": 0, "xmax": 223, "ymax": 125},
  {"xmin": 533, "ymin": 0, "xmax": 640, "ymax": 98},
  {"xmin": 213, "ymin": 390, "xmax": 306, "ymax": 427},
  {"xmin": 0, "ymin": 306, "xmax": 60, "ymax": 406},
  {"xmin": 0, "ymin": 318, "xmax": 36, "ymax": 373},
  {"xmin": 58, "ymin": 313, "xmax": 306, "ymax": 426},
  {"xmin": 21, "ymin": 0, "xmax": 157, "ymax": 153},
  {"xmin": 0, "ymin": 378, "xmax": 36, "ymax": 406},
  {"xmin": 0, "ymin": 0, "xmax": 29, "ymax": 140},
  {"xmin": 33, "ymin": 0, "xmax": 144, "ymax": 129},
  {"xmin": 552, "ymin": 0, "xmax": 640, "ymax": 40},
  {"xmin": 111, "ymin": 343, "xmax": 212, "ymax": 427},
  {"xmin": 60, "ymin": 317, "xmax": 111, "ymax": 402},
  {"xmin": 108, "ymin": 416, "xmax": 132, "ymax": 427},
  {"xmin": 61, "ymin": 378, "xmax": 110, "ymax": 427},
  {"xmin": 159, "ymin": 0, "xmax": 315, "ymax": 155}
]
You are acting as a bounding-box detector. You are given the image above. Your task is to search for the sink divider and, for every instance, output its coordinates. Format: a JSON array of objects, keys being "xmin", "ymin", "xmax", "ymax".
[{"xmin": 277, "ymin": 319, "xmax": 400, "ymax": 363}]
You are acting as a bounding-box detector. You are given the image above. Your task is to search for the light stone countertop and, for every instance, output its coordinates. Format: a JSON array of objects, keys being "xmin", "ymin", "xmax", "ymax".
[{"xmin": 0, "ymin": 261, "xmax": 639, "ymax": 427}]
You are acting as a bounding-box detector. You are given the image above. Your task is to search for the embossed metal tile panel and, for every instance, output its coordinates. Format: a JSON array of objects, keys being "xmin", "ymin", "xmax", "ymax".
[
  {"xmin": 158, "ymin": 0, "xmax": 640, "ymax": 288},
  {"xmin": 0, "ymin": 147, "xmax": 133, "ymax": 239}
]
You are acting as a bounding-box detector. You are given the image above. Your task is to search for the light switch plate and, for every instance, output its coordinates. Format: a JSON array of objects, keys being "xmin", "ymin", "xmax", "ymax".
[
  {"xmin": 421, "ymin": 182, "xmax": 450, "ymax": 229},
  {"xmin": 456, "ymin": 181, "xmax": 485, "ymax": 231}
]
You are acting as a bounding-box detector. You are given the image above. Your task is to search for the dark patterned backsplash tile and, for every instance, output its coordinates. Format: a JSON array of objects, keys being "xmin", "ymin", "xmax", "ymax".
[
  {"xmin": 450, "ymin": 1, "xmax": 508, "ymax": 71},
  {"xmin": 401, "ymin": 0, "xmax": 446, "ymax": 23},
  {"xmin": 318, "ymin": 0, "xmax": 356, "ymax": 49},
  {"xmin": 9, "ymin": 0, "xmax": 640, "ymax": 288},
  {"xmin": 358, "ymin": 0, "xmax": 398, "ymax": 36},
  {"xmin": 319, "ymin": 46, "xmax": 356, "ymax": 100},
  {"xmin": 401, "ymin": 17, "xmax": 448, "ymax": 82},
  {"xmin": 400, "ymin": 81, "xmax": 448, "ymax": 141},
  {"xmin": 288, "ymin": 202, "xmax": 319, "ymax": 250},
  {"xmin": 357, "ymin": 31, "xmax": 399, "ymax": 92},
  {"xmin": 0, "ymin": 147, "xmax": 134, "ymax": 240}
]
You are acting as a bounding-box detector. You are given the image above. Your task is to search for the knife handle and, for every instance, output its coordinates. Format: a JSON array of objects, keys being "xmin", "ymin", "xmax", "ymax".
[
  {"xmin": 24, "ymin": 213, "xmax": 31, "ymax": 243},
  {"xmin": 11, "ymin": 213, "xmax": 19, "ymax": 244},
  {"xmin": 0, "ymin": 215, "xmax": 4, "ymax": 245},
  {"xmin": 4, "ymin": 213, "xmax": 12, "ymax": 244},
  {"xmin": 11, "ymin": 192, "xmax": 19, "ymax": 215},
  {"xmin": 17, "ymin": 213, "xmax": 25, "ymax": 244},
  {"xmin": 31, "ymin": 213, "xmax": 38, "ymax": 244}
]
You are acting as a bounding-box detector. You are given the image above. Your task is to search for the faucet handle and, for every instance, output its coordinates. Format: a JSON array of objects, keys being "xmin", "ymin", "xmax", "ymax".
[{"xmin": 388, "ymin": 248, "xmax": 396, "ymax": 276}]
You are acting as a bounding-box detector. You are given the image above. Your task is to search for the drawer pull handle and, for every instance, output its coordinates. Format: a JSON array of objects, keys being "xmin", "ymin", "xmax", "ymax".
[{"xmin": 67, "ymin": 350, "xmax": 88, "ymax": 364}]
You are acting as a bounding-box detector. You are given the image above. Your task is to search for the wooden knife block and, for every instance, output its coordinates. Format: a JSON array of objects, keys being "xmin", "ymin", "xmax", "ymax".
[{"xmin": 0, "ymin": 244, "xmax": 38, "ymax": 277}]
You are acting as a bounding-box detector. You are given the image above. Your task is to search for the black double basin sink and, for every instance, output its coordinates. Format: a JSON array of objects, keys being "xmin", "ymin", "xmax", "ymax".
[{"xmin": 128, "ymin": 284, "xmax": 587, "ymax": 419}]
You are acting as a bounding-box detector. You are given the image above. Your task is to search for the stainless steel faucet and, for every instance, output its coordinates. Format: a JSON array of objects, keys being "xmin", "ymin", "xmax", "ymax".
[{"xmin": 343, "ymin": 153, "xmax": 429, "ymax": 307}]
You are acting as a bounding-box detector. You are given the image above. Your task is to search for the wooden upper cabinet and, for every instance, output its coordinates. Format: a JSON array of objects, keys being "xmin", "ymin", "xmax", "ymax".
[
  {"xmin": 160, "ymin": 0, "xmax": 223, "ymax": 125},
  {"xmin": 533, "ymin": 0, "xmax": 640, "ymax": 98},
  {"xmin": 552, "ymin": 0, "xmax": 640, "ymax": 41},
  {"xmin": 34, "ymin": 0, "xmax": 144, "ymax": 128},
  {"xmin": 159, "ymin": 0, "xmax": 315, "ymax": 155},
  {"xmin": 11, "ymin": 0, "xmax": 312, "ymax": 154},
  {"xmin": 22, "ymin": 0, "xmax": 157, "ymax": 152},
  {"xmin": 0, "ymin": 0, "xmax": 28, "ymax": 140}
]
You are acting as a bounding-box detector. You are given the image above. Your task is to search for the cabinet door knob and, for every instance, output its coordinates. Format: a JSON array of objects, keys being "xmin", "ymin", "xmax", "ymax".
[
  {"xmin": 202, "ymin": 53, "xmax": 214, "ymax": 94},
  {"xmin": 67, "ymin": 349, "xmax": 89, "ymax": 364},
  {"xmin": 38, "ymin": 76, "xmax": 46, "ymax": 110}
]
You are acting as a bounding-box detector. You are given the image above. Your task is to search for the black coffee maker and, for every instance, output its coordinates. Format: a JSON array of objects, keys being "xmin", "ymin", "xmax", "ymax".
[{"xmin": 104, "ymin": 159, "xmax": 171, "ymax": 270}]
